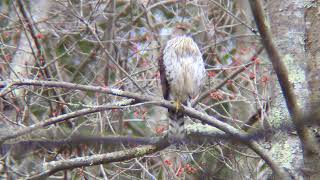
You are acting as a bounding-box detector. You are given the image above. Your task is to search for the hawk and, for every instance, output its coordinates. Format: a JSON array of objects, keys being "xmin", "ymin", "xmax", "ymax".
[{"xmin": 158, "ymin": 27, "xmax": 206, "ymax": 143}]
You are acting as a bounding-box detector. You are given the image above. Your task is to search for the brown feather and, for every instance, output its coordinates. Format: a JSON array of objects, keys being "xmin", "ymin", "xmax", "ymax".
[
  {"xmin": 158, "ymin": 49, "xmax": 170, "ymax": 100},
  {"xmin": 158, "ymin": 48, "xmax": 185, "ymax": 143}
]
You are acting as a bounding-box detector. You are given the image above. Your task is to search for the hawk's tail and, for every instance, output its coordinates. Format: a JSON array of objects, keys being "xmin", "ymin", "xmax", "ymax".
[{"xmin": 168, "ymin": 109, "xmax": 185, "ymax": 143}]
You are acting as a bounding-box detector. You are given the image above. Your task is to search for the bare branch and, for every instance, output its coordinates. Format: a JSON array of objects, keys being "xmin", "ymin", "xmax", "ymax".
[
  {"xmin": 209, "ymin": 0, "xmax": 257, "ymax": 34},
  {"xmin": 0, "ymin": 99, "xmax": 134, "ymax": 143},
  {"xmin": 27, "ymin": 138, "xmax": 170, "ymax": 180}
]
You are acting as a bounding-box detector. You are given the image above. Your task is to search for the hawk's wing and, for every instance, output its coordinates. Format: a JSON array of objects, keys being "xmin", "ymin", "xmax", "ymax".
[
  {"xmin": 158, "ymin": 49, "xmax": 170, "ymax": 100},
  {"xmin": 158, "ymin": 48, "xmax": 185, "ymax": 143}
]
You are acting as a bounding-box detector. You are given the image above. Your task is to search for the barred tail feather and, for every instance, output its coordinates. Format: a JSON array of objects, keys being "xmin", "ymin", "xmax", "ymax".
[{"xmin": 168, "ymin": 110, "xmax": 185, "ymax": 143}]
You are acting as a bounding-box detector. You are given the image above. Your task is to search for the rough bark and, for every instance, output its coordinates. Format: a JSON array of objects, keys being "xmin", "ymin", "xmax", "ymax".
[
  {"xmin": 262, "ymin": 0, "xmax": 318, "ymax": 179},
  {"xmin": 305, "ymin": 0, "xmax": 320, "ymax": 178}
]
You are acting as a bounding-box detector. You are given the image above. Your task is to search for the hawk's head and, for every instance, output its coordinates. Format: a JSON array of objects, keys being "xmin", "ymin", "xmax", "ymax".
[{"xmin": 173, "ymin": 23, "xmax": 191, "ymax": 37}]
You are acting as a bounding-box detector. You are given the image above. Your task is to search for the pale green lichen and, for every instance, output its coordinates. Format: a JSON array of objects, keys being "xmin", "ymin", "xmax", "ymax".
[
  {"xmin": 134, "ymin": 146, "xmax": 153, "ymax": 156},
  {"xmin": 111, "ymin": 88, "xmax": 124, "ymax": 96},
  {"xmin": 271, "ymin": 140, "xmax": 294, "ymax": 168},
  {"xmin": 270, "ymin": 136, "xmax": 302, "ymax": 173},
  {"xmin": 115, "ymin": 99, "xmax": 135, "ymax": 106},
  {"xmin": 186, "ymin": 123, "xmax": 222, "ymax": 135},
  {"xmin": 304, "ymin": 0, "xmax": 317, "ymax": 8},
  {"xmin": 268, "ymin": 103, "xmax": 289, "ymax": 128},
  {"xmin": 282, "ymin": 54, "xmax": 305, "ymax": 83}
]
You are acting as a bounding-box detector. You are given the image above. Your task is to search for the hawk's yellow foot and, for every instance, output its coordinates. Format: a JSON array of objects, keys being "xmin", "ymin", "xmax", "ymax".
[{"xmin": 173, "ymin": 100, "xmax": 183, "ymax": 112}]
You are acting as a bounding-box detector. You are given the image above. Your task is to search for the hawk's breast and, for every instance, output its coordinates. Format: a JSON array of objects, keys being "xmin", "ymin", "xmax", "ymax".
[{"xmin": 163, "ymin": 36, "xmax": 206, "ymax": 102}]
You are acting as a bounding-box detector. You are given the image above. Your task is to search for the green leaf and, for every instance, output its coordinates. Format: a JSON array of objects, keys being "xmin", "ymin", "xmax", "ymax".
[
  {"xmin": 157, "ymin": 167, "xmax": 164, "ymax": 180},
  {"xmin": 78, "ymin": 40, "xmax": 93, "ymax": 54},
  {"xmin": 222, "ymin": 53, "xmax": 230, "ymax": 61}
]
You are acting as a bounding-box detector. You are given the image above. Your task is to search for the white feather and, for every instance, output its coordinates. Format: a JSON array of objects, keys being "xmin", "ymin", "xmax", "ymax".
[{"xmin": 163, "ymin": 36, "xmax": 206, "ymax": 102}]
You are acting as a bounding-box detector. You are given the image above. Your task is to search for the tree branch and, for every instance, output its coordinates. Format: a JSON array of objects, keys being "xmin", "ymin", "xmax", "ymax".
[
  {"xmin": 27, "ymin": 138, "xmax": 170, "ymax": 180},
  {"xmin": 15, "ymin": 0, "xmax": 49, "ymax": 77},
  {"xmin": 0, "ymin": 99, "xmax": 134, "ymax": 143}
]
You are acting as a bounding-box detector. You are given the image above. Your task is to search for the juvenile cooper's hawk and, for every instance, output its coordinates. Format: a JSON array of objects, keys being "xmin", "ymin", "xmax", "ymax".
[{"xmin": 158, "ymin": 26, "xmax": 206, "ymax": 143}]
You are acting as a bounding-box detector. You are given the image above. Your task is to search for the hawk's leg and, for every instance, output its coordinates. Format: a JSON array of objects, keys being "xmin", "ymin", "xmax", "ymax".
[
  {"xmin": 168, "ymin": 99, "xmax": 186, "ymax": 145},
  {"xmin": 172, "ymin": 99, "xmax": 185, "ymax": 112}
]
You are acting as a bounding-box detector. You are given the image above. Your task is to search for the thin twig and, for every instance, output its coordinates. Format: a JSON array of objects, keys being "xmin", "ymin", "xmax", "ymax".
[
  {"xmin": 209, "ymin": 0, "xmax": 257, "ymax": 34},
  {"xmin": 193, "ymin": 46, "xmax": 264, "ymax": 106},
  {"xmin": 15, "ymin": 0, "xmax": 50, "ymax": 78}
]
